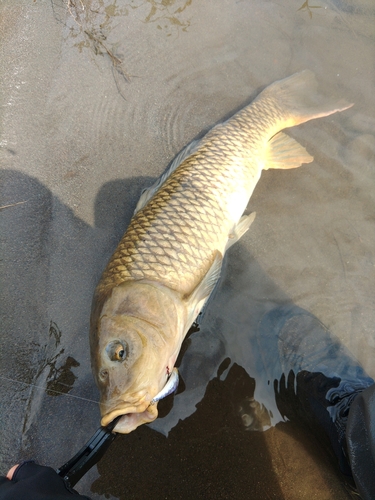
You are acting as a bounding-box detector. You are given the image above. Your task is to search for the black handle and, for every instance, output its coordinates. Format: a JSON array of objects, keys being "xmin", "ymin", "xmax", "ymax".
[{"xmin": 56, "ymin": 416, "xmax": 122, "ymax": 487}]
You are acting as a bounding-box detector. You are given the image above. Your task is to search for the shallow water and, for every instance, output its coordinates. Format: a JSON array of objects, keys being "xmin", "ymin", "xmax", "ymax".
[{"xmin": 1, "ymin": 0, "xmax": 374, "ymax": 498}]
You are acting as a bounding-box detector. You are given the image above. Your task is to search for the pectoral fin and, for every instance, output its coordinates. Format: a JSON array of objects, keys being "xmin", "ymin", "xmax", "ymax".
[
  {"xmin": 264, "ymin": 132, "xmax": 313, "ymax": 170},
  {"xmin": 189, "ymin": 251, "xmax": 223, "ymax": 303},
  {"xmin": 226, "ymin": 212, "xmax": 256, "ymax": 251},
  {"xmin": 186, "ymin": 252, "xmax": 223, "ymax": 326}
]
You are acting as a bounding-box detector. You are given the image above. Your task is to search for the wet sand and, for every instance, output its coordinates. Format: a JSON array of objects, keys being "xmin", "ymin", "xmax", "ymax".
[{"xmin": 1, "ymin": 0, "xmax": 374, "ymax": 498}]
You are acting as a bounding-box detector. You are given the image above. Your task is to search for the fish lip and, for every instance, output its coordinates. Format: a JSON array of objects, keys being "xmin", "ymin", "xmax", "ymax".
[
  {"xmin": 100, "ymin": 368, "xmax": 178, "ymax": 431},
  {"xmin": 100, "ymin": 389, "xmax": 148, "ymax": 416},
  {"xmin": 101, "ymin": 408, "xmax": 134, "ymax": 427},
  {"xmin": 101, "ymin": 402, "xmax": 150, "ymax": 427},
  {"xmin": 101, "ymin": 405, "xmax": 158, "ymax": 433}
]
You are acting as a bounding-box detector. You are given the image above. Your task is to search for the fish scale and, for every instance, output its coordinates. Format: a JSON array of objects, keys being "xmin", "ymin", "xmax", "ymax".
[
  {"xmin": 96, "ymin": 90, "xmax": 315, "ymax": 297},
  {"xmin": 96, "ymin": 142, "xmax": 249, "ymax": 297}
]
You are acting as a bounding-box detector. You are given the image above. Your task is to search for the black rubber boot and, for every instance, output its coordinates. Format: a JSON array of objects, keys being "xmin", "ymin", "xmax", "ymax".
[
  {"xmin": 346, "ymin": 384, "xmax": 375, "ymax": 500},
  {"xmin": 257, "ymin": 304, "xmax": 374, "ymax": 489}
]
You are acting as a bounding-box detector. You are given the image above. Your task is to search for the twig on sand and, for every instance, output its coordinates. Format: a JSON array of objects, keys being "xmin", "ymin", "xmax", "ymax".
[
  {"xmin": 66, "ymin": 0, "xmax": 85, "ymax": 26},
  {"xmin": 297, "ymin": 0, "xmax": 322, "ymax": 19},
  {"xmin": 0, "ymin": 201, "xmax": 27, "ymax": 210},
  {"xmin": 63, "ymin": 1, "xmax": 132, "ymax": 99},
  {"xmin": 84, "ymin": 30, "xmax": 131, "ymax": 83}
]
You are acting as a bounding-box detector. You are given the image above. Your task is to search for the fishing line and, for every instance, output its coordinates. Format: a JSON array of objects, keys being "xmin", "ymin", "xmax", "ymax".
[{"xmin": 0, "ymin": 375, "xmax": 100, "ymax": 406}]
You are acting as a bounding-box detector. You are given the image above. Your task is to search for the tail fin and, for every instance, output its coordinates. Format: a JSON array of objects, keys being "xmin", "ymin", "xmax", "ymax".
[{"xmin": 257, "ymin": 70, "xmax": 353, "ymax": 128}]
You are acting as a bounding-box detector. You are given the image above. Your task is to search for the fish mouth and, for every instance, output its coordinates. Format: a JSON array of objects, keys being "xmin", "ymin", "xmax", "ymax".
[
  {"xmin": 102, "ymin": 404, "xmax": 159, "ymax": 434},
  {"xmin": 101, "ymin": 368, "xmax": 179, "ymax": 434}
]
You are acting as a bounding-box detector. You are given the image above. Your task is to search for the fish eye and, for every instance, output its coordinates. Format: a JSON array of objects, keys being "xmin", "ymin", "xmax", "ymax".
[
  {"xmin": 115, "ymin": 346, "xmax": 125, "ymax": 360},
  {"xmin": 106, "ymin": 340, "xmax": 127, "ymax": 362}
]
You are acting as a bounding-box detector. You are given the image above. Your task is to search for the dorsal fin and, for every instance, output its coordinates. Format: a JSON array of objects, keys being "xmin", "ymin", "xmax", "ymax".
[{"xmin": 134, "ymin": 139, "xmax": 200, "ymax": 214}]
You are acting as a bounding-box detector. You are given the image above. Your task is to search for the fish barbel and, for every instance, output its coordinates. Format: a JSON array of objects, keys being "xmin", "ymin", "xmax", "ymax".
[{"xmin": 90, "ymin": 70, "xmax": 352, "ymax": 433}]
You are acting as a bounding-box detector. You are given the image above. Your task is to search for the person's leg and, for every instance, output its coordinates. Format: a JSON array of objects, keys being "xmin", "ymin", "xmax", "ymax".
[
  {"xmin": 346, "ymin": 384, "xmax": 375, "ymax": 500},
  {"xmin": 257, "ymin": 305, "xmax": 374, "ymax": 496}
]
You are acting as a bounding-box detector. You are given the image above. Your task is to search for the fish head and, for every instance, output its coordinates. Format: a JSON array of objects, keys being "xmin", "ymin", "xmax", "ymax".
[
  {"xmin": 94, "ymin": 315, "xmax": 175, "ymax": 432},
  {"xmin": 90, "ymin": 281, "xmax": 186, "ymax": 433}
]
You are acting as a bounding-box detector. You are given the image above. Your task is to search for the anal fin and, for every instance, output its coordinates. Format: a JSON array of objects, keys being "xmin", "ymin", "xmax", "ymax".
[
  {"xmin": 226, "ymin": 212, "xmax": 256, "ymax": 251},
  {"xmin": 264, "ymin": 132, "xmax": 313, "ymax": 170}
]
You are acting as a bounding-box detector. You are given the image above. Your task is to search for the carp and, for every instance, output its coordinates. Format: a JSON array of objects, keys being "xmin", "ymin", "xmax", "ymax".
[{"xmin": 90, "ymin": 70, "xmax": 352, "ymax": 433}]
